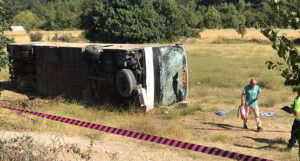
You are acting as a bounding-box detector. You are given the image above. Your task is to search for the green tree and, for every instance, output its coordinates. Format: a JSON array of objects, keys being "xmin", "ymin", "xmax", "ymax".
[
  {"xmin": 237, "ymin": 0, "xmax": 246, "ymax": 11},
  {"xmin": 3, "ymin": 0, "xmax": 25, "ymax": 24},
  {"xmin": 13, "ymin": 10, "xmax": 40, "ymax": 31},
  {"xmin": 244, "ymin": 10, "xmax": 256, "ymax": 27},
  {"xmin": 217, "ymin": 3, "xmax": 245, "ymax": 28},
  {"xmin": 194, "ymin": 0, "xmax": 300, "ymax": 29},
  {"xmin": 234, "ymin": 14, "xmax": 247, "ymax": 38},
  {"xmin": 2, "ymin": 0, "xmax": 43, "ymax": 24},
  {"xmin": 0, "ymin": 0, "xmax": 7, "ymax": 94},
  {"xmin": 32, "ymin": 0, "xmax": 84, "ymax": 30},
  {"xmin": 82, "ymin": 0, "xmax": 192, "ymax": 43},
  {"xmin": 261, "ymin": 0, "xmax": 300, "ymax": 92},
  {"xmin": 0, "ymin": 0, "xmax": 7, "ymax": 68},
  {"xmin": 204, "ymin": 6, "xmax": 221, "ymax": 29},
  {"xmin": 176, "ymin": 0, "xmax": 200, "ymax": 29},
  {"xmin": 235, "ymin": 23, "xmax": 247, "ymax": 38}
]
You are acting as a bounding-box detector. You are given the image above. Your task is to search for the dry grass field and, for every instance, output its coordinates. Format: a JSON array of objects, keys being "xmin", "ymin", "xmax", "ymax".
[
  {"xmin": 0, "ymin": 29, "xmax": 300, "ymax": 160},
  {"xmin": 4, "ymin": 28, "xmax": 299, "ymax": 44},
  {"xmin": 4, "ymin": 30, "xmax": 83, "ymax": 43}
]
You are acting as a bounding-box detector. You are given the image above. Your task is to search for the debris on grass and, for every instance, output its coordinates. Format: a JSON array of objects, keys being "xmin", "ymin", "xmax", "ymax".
[
  {"xmin": 260, "ymin": 112, "xmax": 277, "ymax": 117},
  {"xmin": 215, "ymin": 109, "xmax": 232, "ymax": 116}
]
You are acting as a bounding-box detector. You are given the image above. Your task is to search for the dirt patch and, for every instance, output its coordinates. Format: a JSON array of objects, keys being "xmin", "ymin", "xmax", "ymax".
[
  {"xmin": 0, "ymin": 131, "xmax": 200, "ymax": 161},
  {"xmin": 0, "ymin": 90, "xmax": 29, "ymax": 101}
]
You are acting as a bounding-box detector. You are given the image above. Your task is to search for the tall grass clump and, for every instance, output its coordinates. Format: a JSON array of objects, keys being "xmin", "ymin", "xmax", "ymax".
[{"xmin": 52, "ymin": 33, "xmax": 73, "ymax": 42}]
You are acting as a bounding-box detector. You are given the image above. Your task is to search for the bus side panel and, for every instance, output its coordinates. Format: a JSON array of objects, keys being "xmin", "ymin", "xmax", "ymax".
[{"xmin": 35, "ymin": 46, "xmax": 87, "ymax": 98}]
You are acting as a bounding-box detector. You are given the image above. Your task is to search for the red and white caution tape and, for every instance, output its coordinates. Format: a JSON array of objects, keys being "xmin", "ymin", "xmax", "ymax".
[
  {"xmin": 12, "ymin": 111, "xmax": 39, "ymax": 123},
  {"xmin": 0, "ymin": 104, "xmax": 272, "ymax": 161},
  {"xmin": 189, "ymin": 127, "xmax": 290, "ymax": 133}
]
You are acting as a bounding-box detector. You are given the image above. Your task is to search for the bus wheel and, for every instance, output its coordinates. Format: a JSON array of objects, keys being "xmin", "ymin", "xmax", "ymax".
[
  {"xmin": 85, "ymin": 45, "xmax": 103, "ymax": 60},
  {"xmin": 115, "ymin": 69, "xmax": 137, "ymax": 97}
]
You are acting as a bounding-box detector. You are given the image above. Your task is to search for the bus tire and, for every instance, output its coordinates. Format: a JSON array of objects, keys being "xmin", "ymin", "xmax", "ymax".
[
  {"xmin": 85, "ymin": 45, "xmax": 103, "ymax": 60},
  {"xmin": 115, "ymin": 69, "xmax": 137, "ymax": 97}
]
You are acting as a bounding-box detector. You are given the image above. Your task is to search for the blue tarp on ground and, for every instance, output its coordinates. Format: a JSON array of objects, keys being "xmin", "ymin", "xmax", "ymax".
[
  {"xmin": 259, "ymin": 112, "xmax": 277, "ymax": 117},
  {"xmin": 214, "ymin": 110, "xmax": 277, "ymax": 117},
  {"xmin": 215, "ymin": 110, "xmax": 232, "ymax": 116}
]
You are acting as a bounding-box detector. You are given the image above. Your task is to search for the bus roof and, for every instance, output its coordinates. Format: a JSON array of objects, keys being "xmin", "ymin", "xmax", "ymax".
[{"xmin": 9, "ymin": 42, "xmax": 173, "ymax": 50}]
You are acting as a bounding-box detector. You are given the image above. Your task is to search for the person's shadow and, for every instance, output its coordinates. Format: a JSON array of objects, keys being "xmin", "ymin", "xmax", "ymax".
[
  {"xmin": 203, "ymin": 122, "xmax": 242, "ymax": 130},
  {"xmin": 234, "ymin": 136, "xmax": 287, "ymax": 151}
]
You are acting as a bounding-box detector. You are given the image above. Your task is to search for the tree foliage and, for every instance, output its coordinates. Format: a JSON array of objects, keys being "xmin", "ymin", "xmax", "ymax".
[
  {"xmin": 13, "ymin": 10, "xmax": 40, "ymax": 31},
  {"xmin": 0, "ymin": 0, "xmax": 7, "ymax": 94},
  {"xmin": 2, "ymin": 0, "xmax": 300, "ymax": 32},
  {"xmin": 82, "ymin": 0, "xmax": 196, "ymax": 43},
  {"xmin": 0, "ymin": 0, "xmax": 7, "ymax": 72},
  {"xmin": 32, "ymin": 0, "xmax": 84, "ymax": 30},
  {"xmin": 235, "ymin": 23, "xmax": 247, "ymax": 38},
  {"xmin": 234, "ymin": 14, "xmax": 247, "ymax": 38},
  {"xmin": 261, "ymin": 0, "xmax": 300, "ymax": 91},
  {"xmin": 3, "ymin": 0, "xmax": 31, "ymax": 24},
  {"xmin": 204, "ymin": 6, "xmax": 221, "ymax": 29}
]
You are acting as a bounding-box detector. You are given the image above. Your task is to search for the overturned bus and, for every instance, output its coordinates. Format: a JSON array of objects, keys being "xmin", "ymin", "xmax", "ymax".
[{"xmin": 7, "ymin": 43, "xmax": 188, "ymax": 111}]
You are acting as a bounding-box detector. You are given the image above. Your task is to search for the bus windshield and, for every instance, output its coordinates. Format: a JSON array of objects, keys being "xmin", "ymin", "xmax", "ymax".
[{"xmin": 158, "ymin": 46, "xmax": 187, "ymax": 106}]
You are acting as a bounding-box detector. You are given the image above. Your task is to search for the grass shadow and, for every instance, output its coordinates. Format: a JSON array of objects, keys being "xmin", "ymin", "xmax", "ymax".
[
  {"xmin": 211, "ymin": 37, "xmax": 271, "ymax": 44},
  {"xmin": 0, "ymin": 80, "xmax": 141, "ymax": 113},
  {"xmin": 0, "ymin": 81, "xmax": 18, "ymax": 92},
  {"xmin": 0, "ymin": 81, "xmax": 37, "ymax": 99},
  {"xmin": 234, "ymin": 136, "xmax": 288, "ymax": 151}
]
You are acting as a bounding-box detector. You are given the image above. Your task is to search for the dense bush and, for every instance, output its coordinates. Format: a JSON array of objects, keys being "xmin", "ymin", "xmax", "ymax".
[
  {"xmin": 52, "ymin": 34, "xmax": 73, "ymax": 42},
  {"xmin": 51, "ymin": 33, "xmax": 88, "ymax": 42},
  {"xmin": 29, "ymin": 32, "xmax": 43, "ymax": 42},
  {"xmin": 81, "ymin": 0, "xmax": 195, "ymax": 43}
]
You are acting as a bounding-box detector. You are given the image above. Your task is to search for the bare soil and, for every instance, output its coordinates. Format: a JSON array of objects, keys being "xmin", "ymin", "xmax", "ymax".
[
  {"xmin": 0, "ymin": 90, "xmax": 225, "ymax": 161},
  {"xmin": 0, "ymin": 131, "xmax": 200, "ymax": 161},
  {"xmin": 0, "ymin": 90, "xmax": 29, "ymax": 101}
]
